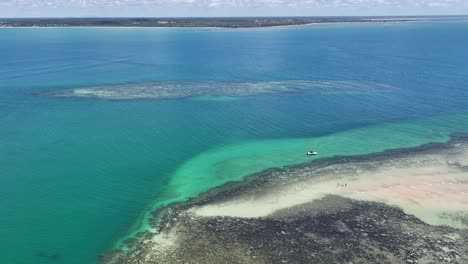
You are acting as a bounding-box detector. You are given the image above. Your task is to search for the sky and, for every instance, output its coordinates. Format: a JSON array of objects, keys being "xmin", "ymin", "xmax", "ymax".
[{"xmin": 0, "ymin": 0, "xmax": 467, "ymax": 18}]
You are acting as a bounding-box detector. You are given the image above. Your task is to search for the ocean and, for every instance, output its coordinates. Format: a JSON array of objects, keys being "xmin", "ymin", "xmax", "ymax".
[{"xmin": 1, "ymin": 21, "xmax": 468, "ymax": 264}]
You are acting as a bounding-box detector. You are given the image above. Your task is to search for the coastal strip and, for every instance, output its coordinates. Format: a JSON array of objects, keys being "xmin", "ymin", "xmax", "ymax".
[
  {"xmin": 102, "ymin": 134, "xmax": 468, "ymax": 264},
  {"xmin": 0, "ymin": 16, "xmax": 424, "ymax": 28}
]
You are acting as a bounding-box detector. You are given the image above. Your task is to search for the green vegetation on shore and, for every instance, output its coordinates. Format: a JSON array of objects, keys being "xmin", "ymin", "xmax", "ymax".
[{"xmin": 0, "ymin": 16, "xmax": 418, "ymax": 28}]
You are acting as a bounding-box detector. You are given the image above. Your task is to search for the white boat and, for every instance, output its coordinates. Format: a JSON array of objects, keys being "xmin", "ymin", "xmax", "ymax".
[{"xmin": 307, "ymin": 151, "xmax": 318, "ymax": 156}]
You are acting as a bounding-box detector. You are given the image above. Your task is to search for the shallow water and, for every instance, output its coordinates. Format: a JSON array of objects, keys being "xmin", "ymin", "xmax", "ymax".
[{"xmin": 1, "ymin": 21, "xmax": 468, "ymax": 264}]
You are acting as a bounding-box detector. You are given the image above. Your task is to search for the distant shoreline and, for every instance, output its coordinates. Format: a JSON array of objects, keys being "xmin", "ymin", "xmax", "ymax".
[
  {"xmin": 0, "ymin": 20, "xmax": 410, "ymax": 30},
  {"xmin": 0, "ymin": 16, "xmax": 453, "ymax": 29},
  {"xmin": 0, "ymin": 20, "xmax": 424, "ymax": 30}
]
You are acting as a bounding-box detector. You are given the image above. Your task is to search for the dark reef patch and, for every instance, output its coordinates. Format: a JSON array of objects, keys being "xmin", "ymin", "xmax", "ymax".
[
  {"xmin": 105, "ymin": 196, "xmax": 468, "ymax": 264},
  {"xmin": 35, "ymin": 250, "xmax": 62, "ymax": 261}
]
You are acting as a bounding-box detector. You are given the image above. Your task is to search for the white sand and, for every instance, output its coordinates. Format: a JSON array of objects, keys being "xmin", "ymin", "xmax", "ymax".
[{"xmin": 193, "ymin": 150, "xmax": 468, "ymax": 228}]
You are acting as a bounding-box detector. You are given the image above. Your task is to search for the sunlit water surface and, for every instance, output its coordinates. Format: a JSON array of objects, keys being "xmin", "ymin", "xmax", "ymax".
[{"xmin": 1, "ymin": 22, "xmax": 468, "ymax": 263}]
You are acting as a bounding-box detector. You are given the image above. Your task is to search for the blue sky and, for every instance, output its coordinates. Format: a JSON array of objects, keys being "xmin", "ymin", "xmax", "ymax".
[{"xmin": 1, "ymin": 0, "xmax": 467, "ymax": 17}]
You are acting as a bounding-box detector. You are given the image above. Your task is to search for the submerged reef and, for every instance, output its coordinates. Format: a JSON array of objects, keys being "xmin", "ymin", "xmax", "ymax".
[
  {"xmin": 35, "ymin": 250, "xmax": 61, "ymax": 261},
  {"xmin": 102, "ymin": 134, "xmax": 468, "ymax": 264},
  {"xmin": 42, "ymin": 80, "xmax": 394, "ymax": 101}
]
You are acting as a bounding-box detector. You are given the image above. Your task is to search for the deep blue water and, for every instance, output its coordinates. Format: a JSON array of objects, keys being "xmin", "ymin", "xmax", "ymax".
[{"xmin": 1, "ymin": 21, "xmax": 468, "ymax": 264}]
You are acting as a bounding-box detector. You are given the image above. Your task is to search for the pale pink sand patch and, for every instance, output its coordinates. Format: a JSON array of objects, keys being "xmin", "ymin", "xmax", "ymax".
[{"xmin": 193, "ymin": 153, "xmax": 468, "ymax": 228}]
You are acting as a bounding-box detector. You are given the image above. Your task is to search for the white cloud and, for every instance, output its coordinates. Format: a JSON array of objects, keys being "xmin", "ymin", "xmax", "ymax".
[
  {"xmin": 1, "ymin": 0, "xmax": 467, "ymax": 17},
  {"xmin": 0, "ymin": 0, "xmax": 466, "ymax": 9}
]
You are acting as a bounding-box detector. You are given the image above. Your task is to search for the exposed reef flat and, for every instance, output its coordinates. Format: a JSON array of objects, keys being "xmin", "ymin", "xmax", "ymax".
[
  {"xmin": 41, "ymin": 80, "xmax": 394, "ymax": 101},
  {"xmin": 103, "ymin": 134, "xmax": 468, "ymax": 264}
]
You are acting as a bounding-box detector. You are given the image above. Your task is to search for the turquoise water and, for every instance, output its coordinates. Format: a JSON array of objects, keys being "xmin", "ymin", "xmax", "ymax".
[{"xmin": 1, "ymin": 22, "xmax": 468, "ymax": 264}]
